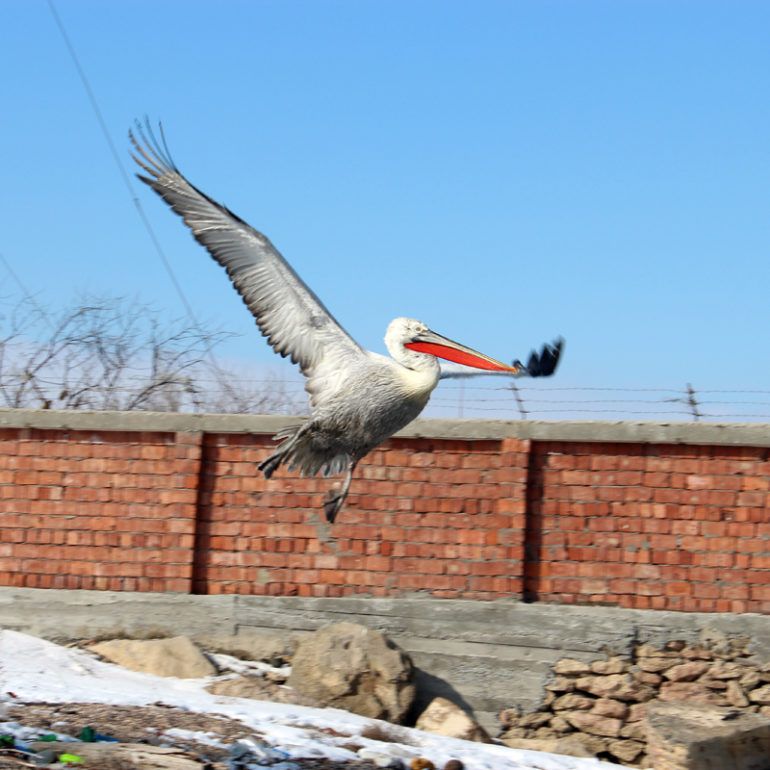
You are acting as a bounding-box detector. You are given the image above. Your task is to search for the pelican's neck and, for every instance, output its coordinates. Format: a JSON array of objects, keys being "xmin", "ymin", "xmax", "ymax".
[{"xmin": 385, "ymin": 338, "xmax": 440, "ymax": 376}]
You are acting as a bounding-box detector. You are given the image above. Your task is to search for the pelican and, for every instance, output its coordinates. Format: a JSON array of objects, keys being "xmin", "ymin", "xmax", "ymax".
[{"xmin": 130, "ymin": 126, "xmax": 563, "ymax": 522}]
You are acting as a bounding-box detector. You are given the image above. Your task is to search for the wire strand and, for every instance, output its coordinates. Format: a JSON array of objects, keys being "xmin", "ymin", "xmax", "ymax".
[{"xmin": 46, "ymin": 0, "xmax": 202, "ymax": 328}]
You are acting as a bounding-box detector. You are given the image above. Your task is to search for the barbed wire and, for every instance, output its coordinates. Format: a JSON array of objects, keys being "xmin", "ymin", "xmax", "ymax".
[{"xmin": 15, "ymin": 375, "xmax": 770, "ymax": 421}]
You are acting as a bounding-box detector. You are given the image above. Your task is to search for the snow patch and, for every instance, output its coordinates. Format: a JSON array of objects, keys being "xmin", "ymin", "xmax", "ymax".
[{"xmin": 0, "ymin": 630, "xmax": 630, "ymax": 770}]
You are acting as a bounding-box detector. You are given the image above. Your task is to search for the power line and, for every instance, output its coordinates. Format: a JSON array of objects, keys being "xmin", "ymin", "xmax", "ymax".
[
  {"xmin": 0, "ymin": 250, "xmax": 55, "ymax": 329},
  {"xmin": 46, "ymin": 0, "xmax": 201, "ymax": 328}
]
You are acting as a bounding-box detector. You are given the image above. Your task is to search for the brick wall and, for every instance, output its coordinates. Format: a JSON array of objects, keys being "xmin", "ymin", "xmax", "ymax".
[
  {"xmin": 0, "ymin": 412, "xmax": 767, "ymax": 613},
  {"xmin": 528, "ymin": 441, "xmax": 768, "ymax": 613}
]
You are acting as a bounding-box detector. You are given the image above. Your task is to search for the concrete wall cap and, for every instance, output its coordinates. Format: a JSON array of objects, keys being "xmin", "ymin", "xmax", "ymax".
[{"xmin": 0, "ymin": 408, "xmax": 766, "ymax": 447}]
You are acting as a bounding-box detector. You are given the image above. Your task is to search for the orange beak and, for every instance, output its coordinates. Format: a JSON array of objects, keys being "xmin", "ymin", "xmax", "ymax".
[{"xmin": 405, "ymin": 329, "xmax": 521, "ymax": 373}]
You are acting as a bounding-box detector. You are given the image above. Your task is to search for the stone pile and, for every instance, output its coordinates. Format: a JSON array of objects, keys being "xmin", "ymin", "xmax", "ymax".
[{"xmin": 498, "ymin": 637, "xmax": 770, "ymax": 768}]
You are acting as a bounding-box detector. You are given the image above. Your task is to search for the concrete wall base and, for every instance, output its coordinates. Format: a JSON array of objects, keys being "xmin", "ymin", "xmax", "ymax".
[{"xmin": 4, "ymin": 587, "xmax": 769, "ymax": 732}]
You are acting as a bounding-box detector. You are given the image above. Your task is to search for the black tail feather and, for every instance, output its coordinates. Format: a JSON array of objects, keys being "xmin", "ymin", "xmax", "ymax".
[{"xmin": 513, "ymin": 337, "xmax": 564, "ymax": 378}]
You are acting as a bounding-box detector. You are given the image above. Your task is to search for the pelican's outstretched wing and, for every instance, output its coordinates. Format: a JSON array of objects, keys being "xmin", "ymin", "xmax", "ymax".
[
  {"xmin": 130, "ymin": 125, "xmax": 364, "ymax": 408},
  {"xmin": 440, "ymin": 338, "xmax": 564, "ymax": 379}
]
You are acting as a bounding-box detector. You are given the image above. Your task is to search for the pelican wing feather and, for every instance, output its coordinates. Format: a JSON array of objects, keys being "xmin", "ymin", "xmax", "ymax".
[{"xmin": 130, "ymin": 126, "xmax": 364, "ymax": 408}]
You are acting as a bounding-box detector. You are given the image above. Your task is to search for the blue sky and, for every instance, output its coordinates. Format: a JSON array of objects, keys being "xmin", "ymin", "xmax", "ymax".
[{"xmin": 2, "ymin": 1, "xmax": 770, "ymax": 419}]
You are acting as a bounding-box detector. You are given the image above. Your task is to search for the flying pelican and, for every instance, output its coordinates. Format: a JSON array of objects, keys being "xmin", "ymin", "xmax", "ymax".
[{"xmin": 130, "ymin": 126, "xmax": 563, "ymax": 522}]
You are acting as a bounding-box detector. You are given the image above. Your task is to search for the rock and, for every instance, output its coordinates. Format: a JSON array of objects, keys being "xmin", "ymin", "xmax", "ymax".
[
  {"xmin": 415, "ymin": 697, "xmax": 493, "ymax": 743},
  {"xmin": 545, "ymin": 675, "xmax": 577, "ymax": 692},
  {"xmin": 564, "ymin": 711, "xmax": 623, "ymax": 738},
  {"xmin": 725, "ymin": 680, "xmax": 750, "ymax": 708},
  {"xmin": 627, "ymin": 702, "xmax": 647, "ymax": 722},
  {"xmin": 443, "ymin": 762, "xmax": 464, "ymax": 770},
  {"xmin": 748, "ymin": 684, "xmax": 770, "ymax": 705},
  {"xmin": 575, "ymin": 673, "xmax": 653, "ymax": 702},
  {"xmin": 518, "ymin": 711, "xmax": 551, "ymax": 728},
  {"xmin": 636, "ymin": 644, "xmax": 682, "ymax": 659},
  {"xmin": 700, "ymin": 678, "xmax": 728, "ymax": 691},
  {"xmin": 497, "ymin": 707, "xmax": 521, "ymax": 727},
  {"xmin": 708, "ymin": 661, "xmax": 745, "ymax": 680},
  {"xmin": 740, "ymin": 670, "xmax": 762, "ymax": 689},
  {"xmin": 195, "ymin": 631, "xmax": 299, "ymax": 665},
  {"xmin": 549, "ymin": 715, "xmax": 573, "ymax": 733},
  {"xmin": 637, "ymin": 656, "xmax": 682, "ymax": 673},
  {"xmin": 664, "ymin": 661, "xmax": 711, "ymax": 682},
  {"xmin": 499, "ymin": 727, "xmax": 527, "ymax": 740},
  {"xmin": 552, "ymin": 693, "xmax": 593, "ymax": 711},
  {"xmin": 287, "ymin": 622, "xmax": 415, "ymax": 722},
  {"xmin": 553, "ymin": 658, "xmax": 593, "ymax": 676},
  {"xmin": 665, "ymin": 640, "xmax": 687, "ymax": 652},
  {"xmin": 634, "ymin": 670, "xmax": 663, "ymax": 686},
  {"xmin": 608, "ymin": 738, "xmax": 645, "ymax": 763},
  {"xmin": 206, "ymin": 674, "xmax": 318, "ymax": 706},
  {"xmin": 659, "ymin": 681, "xmax": 727, "ymax": 705},
  {"xmin": 575, "ymin": 733, "xmax": 610, "ymax": 755},
  {"xmin": 620, "ymin": 721, "xmax": 646, "ymax": 741},
  {"xmin": 410, "ymin": 760, "xmax": 435, "ymax": 770},
  {"xmin": 591, "ymin": 698, "xmax": 628, "ymax": 720},
  {"xmin": 681, "ymin": 646, "xmax": 714, "ymax": 661},
  {"xmin": 497, "ymin": 735, "xmax": 596, "ymax": 758},
  {"xmin": 590, "ymin": 657, "xmax": 628, "ymax": 675},
  {"xmin": 645, "ymin": 701, "xmax": 770, "ymax": 770},
  {"xmin": 30, "ymin": 741, "xmax": 202, "ymax": 769},
  {"xmin": 89, "ymin": 636, "xmax": 216, "ymax": 678}
]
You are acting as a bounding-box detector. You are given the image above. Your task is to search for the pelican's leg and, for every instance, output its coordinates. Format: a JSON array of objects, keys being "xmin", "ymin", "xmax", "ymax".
[{"xmin": 323, "ymin": 461, "xmax": 358, "ymax": 524}]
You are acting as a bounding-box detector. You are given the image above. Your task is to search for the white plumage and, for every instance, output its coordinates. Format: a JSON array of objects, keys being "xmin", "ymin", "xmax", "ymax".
[{"xmin": 130, "ymin": 125, "xmax": 562, "ymax": 521}]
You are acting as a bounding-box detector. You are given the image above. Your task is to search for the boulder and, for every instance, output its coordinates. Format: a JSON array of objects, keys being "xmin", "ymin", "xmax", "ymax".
[
  {"xmin": 89, "ymin": 636, "xmax": 216, "ymax": 678},
  {"xmin": 645, "ymin": 701, "xmax": 770, "ymax": 770},
  {"xmin": 287, "ymin": 622, "xmax": 415, "ymax": 722},
  {"xmin": 415, "ymin": 697, "xmax": 493, "ymax": 743},
  {"xmin": 195, "ymin": 631, "xmax": 299, "ymax": 665}
]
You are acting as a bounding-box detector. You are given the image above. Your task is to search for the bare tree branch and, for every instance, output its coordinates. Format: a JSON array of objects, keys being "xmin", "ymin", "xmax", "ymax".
[{"xmin": 0, "ymin": 293, "xmax": 305, "ymax": 415}]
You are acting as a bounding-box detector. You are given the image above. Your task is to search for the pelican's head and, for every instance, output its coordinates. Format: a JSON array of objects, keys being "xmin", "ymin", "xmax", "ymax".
[{"xmin": 385, "ymin": 317, "xmax": 521, "ymax": 373}]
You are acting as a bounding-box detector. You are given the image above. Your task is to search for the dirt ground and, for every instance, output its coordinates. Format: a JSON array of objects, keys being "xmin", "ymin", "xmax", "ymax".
[{"xmin": 1, "ymin": 702, "xmax": 393, "ymax": 769}]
